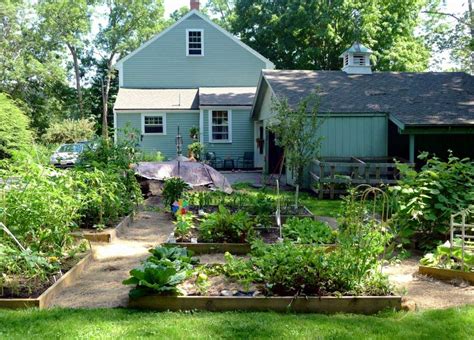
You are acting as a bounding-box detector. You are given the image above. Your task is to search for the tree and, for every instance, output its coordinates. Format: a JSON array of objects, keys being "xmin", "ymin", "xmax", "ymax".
[
  {"xmin": 0, "ymin": 0, "xmax": 71, "ymax": 133},
  {"xmin": 231, "ymin": 0, "xmax": 430, "ymax": 71},
  {"xmin": 0, "ymin": 93, "xmax": 33, "ymax": 159},
  {"xmin": 205, "ymin": 0, "xmax": 235, "ymax": 30},
  {"xmin": 268, "ymin": 92, "xmax": 324, "ymax": 208},
  {"xmin": 95, "ymin": 0, "xmax": 166, "ymax": 138},
  {"xmin": 36, "ymin": 0, "xmax": 94, "ymax": 118},
  {"xmin": 423, "ymin": 0, "xmax": 473, "ymax": 73}
]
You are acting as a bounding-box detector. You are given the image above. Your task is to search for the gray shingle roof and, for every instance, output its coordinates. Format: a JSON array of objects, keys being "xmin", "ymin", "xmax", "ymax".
[
  {"xmin": 114, "ymin": 89, "xmax": 199, "ymax": 110},
  {"xmin": 199, "ymin": 87, "xmax": 256, "ymax": 106},
  {"xmin": 114, "ymin": 87, "xmax": 257, "ymax": 110},
  {"xmin": 262, "ymin": 70, "xmax": 474, "ymax": 126}
]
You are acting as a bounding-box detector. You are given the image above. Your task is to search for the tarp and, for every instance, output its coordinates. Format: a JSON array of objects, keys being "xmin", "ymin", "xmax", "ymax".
[{"xmin": 134, "ymin": 161, "xmax": 233, "ymax": 194}]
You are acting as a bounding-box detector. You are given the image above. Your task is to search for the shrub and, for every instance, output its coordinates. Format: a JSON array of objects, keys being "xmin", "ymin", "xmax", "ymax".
[
  {"xmin": 42, "ymin": 118, "xmax": 96, "ymax": 144},
  {"xmin": 0, "ymin": 93, "xmax": 33, "ymax": 159},
  {"xmin": 390, "ymin": 152, "xmax": 474, "ymax": 248},
  {"xmin": 187, "ymin": 142, "xmax": 204, "ymax": 160}
]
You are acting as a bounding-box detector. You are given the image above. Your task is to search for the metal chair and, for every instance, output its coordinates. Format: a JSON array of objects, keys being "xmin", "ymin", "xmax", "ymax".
[
  {"xmin": 204, "ymin": 152, "xmax": 223, "ymax": 169},
  {"xmin": 237, "ymin": 152, "xmax": 254, "ymax": 169}
]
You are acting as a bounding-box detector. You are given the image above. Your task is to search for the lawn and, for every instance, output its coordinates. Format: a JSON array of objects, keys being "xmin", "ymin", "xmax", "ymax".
[
  {"xmin": 232, "ymin": 182, "xmax": 343, "ymax": 217},
  {"xmin": 1, "ymin": 307, "xmax": 473, "ymax": 339}
]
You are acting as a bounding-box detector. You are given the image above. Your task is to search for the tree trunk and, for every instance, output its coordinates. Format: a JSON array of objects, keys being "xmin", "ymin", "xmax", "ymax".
[
  {"xmin": 67, "ymin": 44, "xmax": 84, "ymax": 118},
  {"xmin": 469, "ymin": 0, "xmax": 473, "ymax": 74},
  {"xmin": 102, "ymin": 57, "xmax": 115, "ymax": 139}
]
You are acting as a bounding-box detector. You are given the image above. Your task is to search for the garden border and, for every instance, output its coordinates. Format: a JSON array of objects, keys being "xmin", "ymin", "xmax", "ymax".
[
  {"xmin": 419, "ymin": 265, "xmax": 474, "ymax": 284},
  {"xmin": 79, "ymin": 213, "xmax": 134, "ymax": 243},
  {"xmin": 0, "ymin": 252, "xmax": 94, "ymax": 309},
  {"xmin": 128, "ymin": 295, "xmax": 402, "ymax": 314}
]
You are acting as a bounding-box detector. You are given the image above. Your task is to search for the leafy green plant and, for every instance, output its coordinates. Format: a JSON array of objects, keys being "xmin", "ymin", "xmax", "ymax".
[
  {"xmin": 199, "ymin": 206, "xmax": 254, "ymax": 243},
  {"xmin": 136, "ymin": 151, "xmax": 165, "ymax": 162},
  {"xmin": 283, "ymin": 217, "xmax": 337, "ymax": 244},
  {"xmin": 123, "ymin": 246, "xmax": 196, "ymax": 298},
  {"xmin": 390, "ymin": 152, "xmax": 474, "ymax": 248},
  {"xmin": 188, "ymin": 142, "xmax": 204, "ymax": 160},
  {"xmin": 162, "ymin": 177, "xmax": 189, "ymax": 208},
  {"xmin": 174, "ymin": 212, "xmax": 195, "ymax": 241},
  {"xmin": 420, "ymin": 240, "xmax": 474, "ymax": 272}
]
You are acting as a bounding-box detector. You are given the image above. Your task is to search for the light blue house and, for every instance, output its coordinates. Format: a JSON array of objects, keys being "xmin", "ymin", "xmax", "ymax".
[
  {"xmin": 114, "ymin": 9, "xmax": 274, "ymax": 168},
  {"xmin": 114, "ymin": 6, "xmax": 474, "ymax": 176}
]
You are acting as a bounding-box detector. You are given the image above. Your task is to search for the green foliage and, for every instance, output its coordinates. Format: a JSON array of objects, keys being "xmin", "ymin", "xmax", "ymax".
[
  {"xmin": 269, "ymin": 92, "xmax": 323, "ymax": 189},
  {"xmin": 42, "ymin": 118, "xmax": 96, "ymax": 144},
  {"xmin": 162, "ymin": 178, "xmax": 190, "ymax": 208},
  {"xmin": 136, "ymin": 151, "xmax": 165, "ymax": 162},
  {"xmin": 232, "ymin": 0, "xmax": 430, "ymax": 71},
  {"xmin": 420, "ymin": 240, "xmax": 474, "ymax": 272},
  {"xmin": 283, "ymin": 217, "xmax": 337, "ymax": 244},
  {"xmin": 199, "ymin": 206, "xmax": 254, "ymax": 243},
  {"xmin": 390, "ymin": 153, "xmax": 474, "ymax": 247},
  {"xmin": 0, "ymin": 93, "xmax": 33, "ymax": 159},
  {"xmin": 187, "ymin": 142, "xmax": 204, "ymax": 160},
  {"xmin": 174, "ymin": 212, "xmax": 195, "ymax": 241},
  {"xmin": 123, "ymin": 246, "xmax": 196, "ymax": 298}
]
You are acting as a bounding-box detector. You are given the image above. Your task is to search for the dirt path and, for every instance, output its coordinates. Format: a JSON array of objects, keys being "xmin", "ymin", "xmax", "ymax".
[
  {"xmin": 385, "ymin": 258, "xmax": 474, "ymax": 310},
  {"xmin": 51, "ymin": 208, "xmax": 174, "ymax": 308}
]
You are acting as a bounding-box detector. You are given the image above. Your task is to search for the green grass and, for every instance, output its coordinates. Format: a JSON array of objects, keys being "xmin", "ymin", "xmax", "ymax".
[
  {"xmin": 1, "ymin": 307, "xmax": 473, "ymax": 339},
  {"xmin": 233, "ymin": 182, "xmax": 343, "ymax": 217}
]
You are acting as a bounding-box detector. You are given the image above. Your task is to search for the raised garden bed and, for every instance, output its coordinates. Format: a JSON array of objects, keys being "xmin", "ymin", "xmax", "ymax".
[
  {"xmin": 76, "ymin": 213, "xmax": 134, "ymax": 243},
  {"xmin": 0, "ymin": 252, "xmax": 93, "ymax": 309},
  {"xmin": 419, "ymin": 266, "xmax": 474, "ymax": 285},
  {"xmin": 188, "ymin": 205, "xmax": 314, "ymax": 219},
  {"xmin": 128, "ymin": 295, "xmax": 401, "ymax": 314}
]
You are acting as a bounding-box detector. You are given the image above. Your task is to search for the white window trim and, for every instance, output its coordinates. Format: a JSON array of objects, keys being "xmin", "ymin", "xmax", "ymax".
[
  {"xmin": 208, "ymin": 109, "xmax": 232, "ymax": 143},
  {"xmin": 141, "ymin": 113, "xmax": 167, "ymax": 135},
  {"xmin": 186, "ymin": 29, "xmax": 204, "ymax": 57}
]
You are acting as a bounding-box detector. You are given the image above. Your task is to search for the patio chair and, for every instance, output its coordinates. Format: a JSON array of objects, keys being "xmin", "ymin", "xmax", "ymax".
[
  {"xmin": 204, "ymin": 152, "xmax": 223, "ymax": 169},
  {"xmin": 237, "ymin": 152, "xmax": 254, "ymax": 169}
]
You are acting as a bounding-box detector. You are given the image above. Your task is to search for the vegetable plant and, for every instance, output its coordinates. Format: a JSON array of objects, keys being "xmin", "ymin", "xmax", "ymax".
[
  {"xmin": 174, "ymin": 212, "xmax": 195, "ymax": 241},
  {"xmin": 199, "ymin": 206, "xmax": 254, "ymax": 243},
  {"xmin": 162, "ymin": 177, "xmax": 189, "ymax": 208},
  {"xmin": 283, "ymin": 217, "xmax": 337, "ymax": 244}
]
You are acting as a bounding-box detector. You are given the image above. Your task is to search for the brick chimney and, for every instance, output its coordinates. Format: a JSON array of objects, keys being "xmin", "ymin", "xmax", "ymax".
[{"xmin": 190, "ymin": 0, "xmax": 200, "ymax": 10}]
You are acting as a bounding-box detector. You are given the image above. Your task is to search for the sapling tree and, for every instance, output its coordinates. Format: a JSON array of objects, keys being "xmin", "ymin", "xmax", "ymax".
[{"xmin": 268, "ymin": 91, "xmax": 324, "ymax": 208}]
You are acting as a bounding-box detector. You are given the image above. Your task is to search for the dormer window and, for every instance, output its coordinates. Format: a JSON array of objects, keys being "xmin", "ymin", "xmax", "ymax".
[{"xmin": 187, "ymin": 29, "xmax": 203, "ymax": 56}]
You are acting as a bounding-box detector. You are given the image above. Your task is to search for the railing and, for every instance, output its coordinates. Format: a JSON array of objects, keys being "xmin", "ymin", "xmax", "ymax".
[{"xmin": 310, "ymin": 156, "xmax": 413, "ymax": 199}]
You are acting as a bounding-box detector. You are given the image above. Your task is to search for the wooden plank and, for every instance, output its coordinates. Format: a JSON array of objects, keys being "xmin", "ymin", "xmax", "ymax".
[
  {"xmin": 81, "ymin": 213, "xmax": 133, "ymax": 243},
  {"xmin": 419, "ymin": 266, "xmax": 474, "ymax": 284},
  {"xmin": 128, "ymin": 295, "xmax": 402, "ymax": 314}
]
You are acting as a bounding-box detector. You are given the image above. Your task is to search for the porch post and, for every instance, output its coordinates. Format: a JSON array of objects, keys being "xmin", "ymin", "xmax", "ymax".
[{"xmin": 409, "ymin": 134, "xmax": 415, "ymax": 163}]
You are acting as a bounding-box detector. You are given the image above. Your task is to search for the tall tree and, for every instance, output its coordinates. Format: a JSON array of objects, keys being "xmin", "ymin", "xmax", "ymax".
[
  {"xmin": 95, "ymin": 0, "xmax": 166, "ymax": 138},
  {"xmin": 205, "ymin": 0, "xmax": 235, "ymax": 30},
  {"xmin": 231, "ymin": 0, "xmax": 430, "ymax": 71},
  {"xmin": 423, "ymin": 0, "xmax": 473, "ymax": 73},
  {"xmin": 36, "ymin": 0, "xmax": 94, "ymax": 118}
]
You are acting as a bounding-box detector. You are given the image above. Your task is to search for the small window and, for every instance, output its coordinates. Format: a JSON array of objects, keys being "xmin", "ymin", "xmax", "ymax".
[
  {"xmin": 210, "ymin": 110, "xmax": 231, "ymax": 142},
  {"xmin": 143, "ymin": 114, "xmax": 166, "ymax": 135},
  {"xmin": 187, "ymin": 29, "xmax": 203, "ymax": 56},
  {"xmin": 353, "ymin": 54, "xmax": 365, "ymax": 66},
  {"xmin": 344, "ymin": 54, "xmax": 349, "ymax": 66}
]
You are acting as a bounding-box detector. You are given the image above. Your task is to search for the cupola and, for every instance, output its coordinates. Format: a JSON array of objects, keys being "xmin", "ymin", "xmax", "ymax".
[{"xmin": 339, "ymin": 42, "xmax": 373, "ymax": 74}]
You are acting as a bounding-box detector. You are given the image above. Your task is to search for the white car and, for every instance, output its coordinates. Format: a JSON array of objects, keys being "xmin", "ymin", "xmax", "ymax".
[{"xmin": 50, "ymin": 143, "xmax": 90, "ymax": 168}]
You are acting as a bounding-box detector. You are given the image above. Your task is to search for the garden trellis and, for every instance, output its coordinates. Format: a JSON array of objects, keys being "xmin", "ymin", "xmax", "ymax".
[{"xmin": 450, "ymin": 208, "xmax": 474, "ymax": 271}]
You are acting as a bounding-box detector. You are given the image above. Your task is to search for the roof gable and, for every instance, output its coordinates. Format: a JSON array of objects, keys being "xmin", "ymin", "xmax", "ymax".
[{"xmin": 115, "ymin": 10, "xmax": 274, "ymax": 69}]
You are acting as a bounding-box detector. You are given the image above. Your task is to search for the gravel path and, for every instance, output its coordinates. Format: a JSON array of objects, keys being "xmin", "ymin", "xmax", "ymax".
[{"xmin": 50, "ymin": 208, "xmax": 174, "ymax": 308}]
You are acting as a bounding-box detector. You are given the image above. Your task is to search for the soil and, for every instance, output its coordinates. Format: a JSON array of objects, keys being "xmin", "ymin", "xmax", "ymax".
[
  {"xmin": 385, "ymin": 258, "xmax": 474, "ymax": 310},
  {"xmin": 1, "ymin": 254, "xmax": 84, "ymax": 299},
  {"xmin": 175, "ymin": 226, "xmax": 281, "ymax": 244}
]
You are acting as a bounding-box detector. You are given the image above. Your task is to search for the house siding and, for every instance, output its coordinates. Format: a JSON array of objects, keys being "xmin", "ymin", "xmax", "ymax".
[
  {"xmin": 116, "ymin": 111, "xmax": 200, "ymax": 159},
  {"xmin": 122, "ymin": 14, "xmax": 268, "ymax": 88},
  {"xmin": 203, "ymin": 109, "xmax": 254, "ymax": 161}
]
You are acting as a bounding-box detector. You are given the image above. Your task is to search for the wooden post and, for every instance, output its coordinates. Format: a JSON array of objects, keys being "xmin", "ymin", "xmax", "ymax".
[
  {"xmin": 319, "ymin": 163, "xmax": 324, "ymax": 199},
  {"xmin": 409, "ymin": 134, "xmax": 415, "ymax": 163},
  {"xmin": 330, "ymin": 165, "xmax": 335, "ymax": 199}
]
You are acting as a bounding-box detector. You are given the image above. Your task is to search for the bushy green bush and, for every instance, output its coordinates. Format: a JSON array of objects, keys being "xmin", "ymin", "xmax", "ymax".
[
  {"xmin": 42, "ymin": 118, "xmax": 96, "ymax": 144},
  {"xmin": 391, "ymin": 153, "xmax": 474, "ymax": 247},
  {"xmin": 199, "ymin": 206, "xmax": 254, "ymax": 243},
  {"xmin": 162, "ymin": 177, "xmax": 189, "ymax": 208},
  {"xmin": 0, "ymin": 93, "xmax": 33, "ymax": 159},
  {"xmin": 283, "ymin": 217, "xmax": 337, "ymax": 244}
]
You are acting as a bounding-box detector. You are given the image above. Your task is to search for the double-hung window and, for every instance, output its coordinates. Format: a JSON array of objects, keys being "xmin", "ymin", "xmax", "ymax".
[
  {"xmin": 210, "ymin": 110, "xmax": 231, "ymax": 143},
  {"xmin": 187, "ymin": 29, "xmax": 203, "ymax": 56},
  {"xmin": 142, "ymin": 114, "xmax": 166, "ymax": 135}
]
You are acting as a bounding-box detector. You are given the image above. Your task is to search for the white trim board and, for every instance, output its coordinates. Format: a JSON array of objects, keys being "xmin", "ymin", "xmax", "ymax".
[
  {"xmin": 114, "ymin": 10, "xmax": 274, "ymax": 69},
  {"xmin": 141, "ymin": 113, "xmax": 167, "ymax": 136},
  {"xmin": 208, "ymin": 109, "xmax": 232, "ymax": 144}
]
